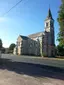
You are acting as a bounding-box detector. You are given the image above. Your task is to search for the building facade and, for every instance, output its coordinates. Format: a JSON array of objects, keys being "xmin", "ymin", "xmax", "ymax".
[{"xmin": 13, "ymin": 9, "xmax": 55, "ymax": 57}]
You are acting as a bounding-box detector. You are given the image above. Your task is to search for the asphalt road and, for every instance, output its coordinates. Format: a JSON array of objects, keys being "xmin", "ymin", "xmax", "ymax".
[
  {"xmin": 0, "ymin": 54, "xmax": 64, "ymax": 81},
  {"xmin": 1, "ymin": 54, "xmax": 64, "ymax": 69}
]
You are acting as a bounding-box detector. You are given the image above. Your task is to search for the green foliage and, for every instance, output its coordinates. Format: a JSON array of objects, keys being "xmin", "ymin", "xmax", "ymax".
[
  {"xmin": 0, "ymin": 39, "xmax": 2, "ymax": 50},
  {"xmin": 9, "ymin": 43, "xmax": 16, "ymax": 53},
  {"xmin": 56, "ymin": 45, "xmax": 64, "ymax": 56},
  {"xmin": 57, "ymin": 0, "xmax": 64, "ymax": 46}
]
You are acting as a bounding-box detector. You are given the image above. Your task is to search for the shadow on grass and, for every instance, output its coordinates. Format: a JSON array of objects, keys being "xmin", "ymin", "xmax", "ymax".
[{"xmin": 0, "ymin": 58, "xmax": 64, "ymax": 80}]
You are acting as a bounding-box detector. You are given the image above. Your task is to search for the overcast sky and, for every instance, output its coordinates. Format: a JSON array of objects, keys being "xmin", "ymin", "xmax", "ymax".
[{"xmin": 0, "ymin": 0, "xmax": 61, "ymax": 47}]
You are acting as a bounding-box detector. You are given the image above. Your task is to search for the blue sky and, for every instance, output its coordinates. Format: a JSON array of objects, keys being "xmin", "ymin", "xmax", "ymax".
[{"xmin": 0, "ymin": 0, "xmax": 61, "ymax": 47}]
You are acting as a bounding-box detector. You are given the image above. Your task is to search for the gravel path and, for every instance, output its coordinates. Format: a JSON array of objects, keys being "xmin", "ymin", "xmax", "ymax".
[{"xmin": 0, "ymin": 69, "xmax": 64, "ymax": 85}]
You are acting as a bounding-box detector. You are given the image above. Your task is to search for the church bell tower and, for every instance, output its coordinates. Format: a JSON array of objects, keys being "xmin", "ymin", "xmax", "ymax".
[{"xmin": 43, "ymin": 8, "xmax": 55, "ymax": 57}]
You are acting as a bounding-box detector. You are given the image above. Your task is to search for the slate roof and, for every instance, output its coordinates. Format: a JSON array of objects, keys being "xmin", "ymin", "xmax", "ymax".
[
  {"xmin": 19, "ymin": 31, "xmax": 44, "ymax": 40},
  {"xmin": 28, "ymin": 32, "xmax": 43, "ymax": 38},
  {"xmin": 19, "ymin": 35, "xmax": 28, "ymax": 40}
]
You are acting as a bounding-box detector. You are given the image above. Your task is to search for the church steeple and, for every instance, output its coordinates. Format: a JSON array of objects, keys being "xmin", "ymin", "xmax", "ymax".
[
  {"xmin": 46, "ymin": 8, "xmax": 53, "ymax": 20},
  {"xmin": 44, "ymin": 8, "xmax": 54, "ymax": 32},
  {"xmin": 47, "ymin": 8, "xmax": 52, "ymax": 19},
  {"xmin": 43, "ymin": 8, "xmax": 55, "ymax": 57}
]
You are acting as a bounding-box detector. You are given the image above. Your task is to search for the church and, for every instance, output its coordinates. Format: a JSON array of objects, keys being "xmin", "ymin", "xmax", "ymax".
[{"xmin": 13, "ymin": 9, "xmax": 55, "ymax": 57}]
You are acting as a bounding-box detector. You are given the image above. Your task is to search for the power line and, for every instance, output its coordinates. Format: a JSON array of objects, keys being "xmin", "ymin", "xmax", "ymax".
[{"xmin": 1, "ymin": 0, "xmax": 23, "ymax": 17}]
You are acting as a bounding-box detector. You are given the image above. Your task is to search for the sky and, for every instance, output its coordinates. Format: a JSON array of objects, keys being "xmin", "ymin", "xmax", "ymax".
[{"xmin": 0, "ymin": 0, "xmax": 61, "ymax": 48}]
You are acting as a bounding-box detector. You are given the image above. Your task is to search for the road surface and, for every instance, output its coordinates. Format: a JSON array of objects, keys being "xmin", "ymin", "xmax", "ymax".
[
  {"xmin": 1, "ymin": 54, "xmax": 64, "ymax": 69},
  {"xmin": 0, "ymin": 54, "xmax": 64, "ymax": 85}
]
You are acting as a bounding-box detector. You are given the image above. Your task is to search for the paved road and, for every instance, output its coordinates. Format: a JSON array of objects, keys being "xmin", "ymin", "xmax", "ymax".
[
  {"xmin": 1, "ymin": 54, "xmax": 64, "ymax": 69},
  {"xmin": 0, "ymin": 54, "xmax": 64, "ymax": 83}
]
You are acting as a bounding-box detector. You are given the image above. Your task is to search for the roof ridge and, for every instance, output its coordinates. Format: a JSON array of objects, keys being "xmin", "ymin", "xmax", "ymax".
[{"xmin": 28, "ymin": 31, "xmax": 43, "ymax": 36}]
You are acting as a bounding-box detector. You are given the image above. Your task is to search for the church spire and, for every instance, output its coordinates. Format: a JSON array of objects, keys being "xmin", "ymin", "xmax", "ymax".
[
  {"xmin": 46, "ymin": 8, "xmax": 53, "ymax": 20},
  {"xmin": 47, "ymin": 8, "xmax": 52, "ymax": 18}
]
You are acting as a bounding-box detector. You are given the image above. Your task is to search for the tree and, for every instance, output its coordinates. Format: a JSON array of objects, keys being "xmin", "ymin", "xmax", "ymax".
[
  {"xmin": 57, "ymin": 0, "xmax": 64, "ymax": 56},
  {"xmin": 0, "ymin": 39, "xmax": 2, "ymax": 51},
  {"xmin": 56, "ymin": 45, "xmax": 64, "ymax": 56},
  {"xmin": 57, "ymin": 0, "xmax": 64, "ymax": 46},
  {"xmin": 9, "ymin": 43, "xmax": 16, "ymax": 53}
]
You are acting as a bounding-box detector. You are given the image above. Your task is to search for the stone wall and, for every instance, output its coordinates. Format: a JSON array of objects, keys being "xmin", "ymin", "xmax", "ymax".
[{"xmin": 14, "ymin": 36, "xmax": 40, "ymax": 56}]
